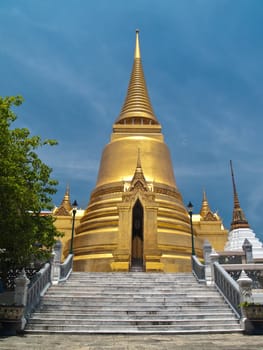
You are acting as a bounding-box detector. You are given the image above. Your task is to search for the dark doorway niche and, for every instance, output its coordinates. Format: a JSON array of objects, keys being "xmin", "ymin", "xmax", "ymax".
[{"xmin": 131, "ymin": 199, "xmax": 144, "ymax": 271}]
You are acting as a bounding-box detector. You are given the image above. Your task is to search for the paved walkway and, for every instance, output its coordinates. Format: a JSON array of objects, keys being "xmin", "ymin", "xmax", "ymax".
[{"xmin": 0, "ymin": 333, "xmax": 263, "ymax": 350}]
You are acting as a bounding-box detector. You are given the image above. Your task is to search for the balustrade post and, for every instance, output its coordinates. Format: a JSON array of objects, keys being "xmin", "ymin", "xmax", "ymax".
[
  {"xmin": 14, "ymin": 269, "xmax": 30, "ymax": 306},
  {"xmin": 203, "ymin": 240, "xmax": 212, "ymax": 285},
  {"xmin": 14, "ymin": 269, "xmax": 30, "ymax": 331},
  {"xmin": 209, "ymin": 250, "xmax": 219, "ymax": 285},
  {"xmin": 237, "ymin": 270, "xmax": 253, "ymax": 332},
  {"xmin": 237, "ymin": 270, "xmax": 253, "ymax": 307},
  {"xmin": 51, "ymin": 240, "xmax": 62, "ymax": 285}
]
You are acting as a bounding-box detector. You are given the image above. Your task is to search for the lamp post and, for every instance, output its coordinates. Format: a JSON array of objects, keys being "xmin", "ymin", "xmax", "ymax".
[
  {"xmin": 69, "ymin": 200, "xmax": 78, "ymax": 254},
  {"xmin": 187, "ymin": 201, "xmax": 195, "ymax": 256}
]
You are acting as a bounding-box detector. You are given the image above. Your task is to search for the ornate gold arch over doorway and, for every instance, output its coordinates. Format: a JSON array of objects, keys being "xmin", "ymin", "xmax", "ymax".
[{"xmin": 131, "ymin": 199, "xmax": 144, "ymax": 271}]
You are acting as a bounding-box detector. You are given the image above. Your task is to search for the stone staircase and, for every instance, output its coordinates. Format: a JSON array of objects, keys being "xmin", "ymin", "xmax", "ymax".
[{"xmin": 25, "ymin": 272, "xmax": 242, "ymax": 334}]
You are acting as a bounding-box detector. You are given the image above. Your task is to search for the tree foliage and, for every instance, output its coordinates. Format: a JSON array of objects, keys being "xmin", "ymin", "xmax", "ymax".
[{"xmin": 0, "ymin": 96, "xmax": 61, "ymax": 279}]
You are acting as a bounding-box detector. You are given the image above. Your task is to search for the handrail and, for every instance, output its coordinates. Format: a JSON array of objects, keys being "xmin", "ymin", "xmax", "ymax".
[
  {"xmin": 24, "ymin": 252, "xmax": 73, "ymax": 321},
  {"xmin": 25, "ymin": 262, "xmax": 51, "ymax": 318},
  {"xmin": 192, "ymin": 255, "xmax": 205, "ymax": 282},
  {"xmin": 59, "ymin": 254, "xmax": 73, "ymax": 282},
  {"xmin": 213, "ymin": 261, "xmax": 241, "ymax": 317}
]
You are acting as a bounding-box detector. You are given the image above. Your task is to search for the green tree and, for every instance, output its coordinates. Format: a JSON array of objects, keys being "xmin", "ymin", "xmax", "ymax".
[{"xmin": 0, "ymin": 96, "xmax": 61, "ymax": 286}]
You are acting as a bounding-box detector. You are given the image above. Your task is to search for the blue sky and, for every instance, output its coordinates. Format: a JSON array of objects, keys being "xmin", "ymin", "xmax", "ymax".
[{"xmin": 1, "ymin": 1, "xmax": 263, "ymax": 240}]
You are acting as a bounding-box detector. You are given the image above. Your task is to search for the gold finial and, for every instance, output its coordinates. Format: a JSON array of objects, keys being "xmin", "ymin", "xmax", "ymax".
[
  {"xmin": 115, "ymin": 30, "xmax": 159, "ymax": 125},
  {"xmin": 129, "ymin": 149, "xmax": 148, "ymax": 191},
  {"xmin": 135, "ymin": 29, "xmax": 140, "ymax": 58},
  {"xmin": 65, "ymin": 183, "xmax": 70, "ymax": 197},
  {"xmin": 200, "ymin": 190, "xmax": 212, "ymax": 218},
  {"xmin": 61, "ymin": 184, "xmax": 72, "ymax": 212},
  {"xmin": 230, "ymin": 160, "xmax": 250, "ymax": 230}
]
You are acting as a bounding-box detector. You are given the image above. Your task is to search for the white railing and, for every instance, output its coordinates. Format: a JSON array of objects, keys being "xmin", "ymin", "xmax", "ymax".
[
  {"xmin": 192, "ymin": 255, "xmax": 205, "ymax": 283},
  {"xmin": 213, "ymin": 261, "xmax": 241, "ymax": 317},
  {"xmin": 25, "ymin": 263, "xmax": 51, "ymax": 318},
  {"xmin": 59, "ymin": 254, "xmax": 73, "ymax": 282}
]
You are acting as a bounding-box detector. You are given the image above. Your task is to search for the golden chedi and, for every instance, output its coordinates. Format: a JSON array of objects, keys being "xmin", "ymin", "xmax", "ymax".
[
  {"xmin": 73, "ymin": 30, "xmax": 204, "ymax": 272},
  {"xmin": 192, "ymin": 191, "xmax": 228, "ymax": 251},
  {"xmin": 53, "ymin": 186, "xmax": 83, "ymax": 260}
]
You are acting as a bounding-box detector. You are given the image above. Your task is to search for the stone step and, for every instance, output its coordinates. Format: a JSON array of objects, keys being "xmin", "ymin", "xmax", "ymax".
[
  {"xmin": 65, "ymin": 278, "xmax": 197, "ymax": 283},
  {"xmin": 52, "ymin": 288, "xmax": 210, "ymax": 294},
  {"xmin": 39, "ymin": 301, "xmax": 226, "ymax": 308},
  {"xmin": 67, "ymin": 276, "xmax": 197, "ymax": 283},
  {"xmin": 25, "ymin": 329, "xmax": 242, "ymax": 335},
  {"xmin": 39, "ymin": 298, "xmax": 228, "ymax": 305},
  {"xmin": 56, "ymin": 279, "xmax": 206, "ymax": 289},
  {"xmin": 27, "ymin": 318, "xmax": 239, "ymax": 326},
  {"xmin": 25, "ymin": 318, "xmax": 238, "ymax": 329},
  {"xmin": 64, "ymin": 282, "xmax": 200, "ymax": 287},
  {"xmin": 67, "ymin": 278, "xmax": 196, "ymax": 283},
  {"xmin": 49, "ymin": 282, "xmax": 217, "ymax": 292},
  {"xmin": 64, "ymin": 284, "xmax": 205, "ymax": 287},
  {"xmin": 38, "ymin": 305, "xmax": 230, "ymax": 312},
  {"xmin": 42, "ymin": 292, "xmax": 223, "ymax": 298},
  {"xmin": 48, "ymin": 291, "xmax": 215, "ymax": 296},
  {"xmin": 40, "ymin": 299, "xmax": 225, "ymax": 305},
  {"xmin": 30, "ymin": 313, "xmax": 236, "ymax": 320},
  {"xmin": 38, "ymin": 308, "xmax": 231, "ymax": 317},
  {"xmin": 68, "ymin": 276, "xmax": 196, "ymax": 279},
  {"xmin": 25, "ymin": 324, "xmax": 242, "ymax": 333},
  {"xmin": 66, "ymin": 280, "xmax": 198, "ymax": 284},
  {"xmin": 63, "ymin": 282, "xmax": 200, "ymax": 287},
  {"xmin": 62, "ymin": 287, "xmax": 204, "ymax": 292},
  {"xmin": 69, "ymin": 272, "xmax": 193, "ymax": 277},
  {"xmin": 43, "ymin": 293, "xmax": 220, "ymax": 299}
]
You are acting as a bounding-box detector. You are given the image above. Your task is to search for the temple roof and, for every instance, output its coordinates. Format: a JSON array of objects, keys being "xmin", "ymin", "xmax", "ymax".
[
  {"xmin": 230, "ymin": 160, "xmax": 250, "ymax": 230},
  {"xmin": 115, "ymin": 30, "xmax": 159, "ymax": 125},
  {"xmin": 54, "ymin": 185, "xmax": 72, "ymax": 216}
]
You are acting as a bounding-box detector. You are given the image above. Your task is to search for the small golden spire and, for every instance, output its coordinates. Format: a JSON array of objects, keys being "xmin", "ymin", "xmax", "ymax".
[
  {"xmin": 230, "ymin": 160, "xmax": 250, "ymax": 230},
  {"xmin": 60, "ymin": 184, "xmax": 72, "ymax": 212},
  {"xmin": 129, "ymin": 150, "xmax": 148, "ymax": 191},
  {"xmin": 200, "ymin": 190, "xmax": 212, "ymax": 218},
  {"xmin": 133, "ymin": 149, "xmax": 144, "ymax": 179},
  {"xmin": 115, "ymin": 30, "xmax": 159, "ymax": 125},
  {"xmin": 54, "ymin": 185, "xmax": 72, "ymax": 216}
]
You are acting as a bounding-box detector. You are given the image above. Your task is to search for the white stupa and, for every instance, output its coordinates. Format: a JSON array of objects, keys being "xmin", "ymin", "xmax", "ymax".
[{"xmin": 224, "ymin": 161, "xmax": 263, "ymax": 261}]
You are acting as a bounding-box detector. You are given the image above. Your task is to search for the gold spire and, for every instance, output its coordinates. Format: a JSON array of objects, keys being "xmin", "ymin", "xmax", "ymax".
[
  {"xmin": 200, "ymin": 190, "xmax": 212, "ymax": 218},
  {"xmin": 115, "ymin": 30, "xmax": 159, "ymax": 125},
  {"xmin": 54, "ymin": 184, "xmax": 72, "ymax": 216},
  {"xmin": 62, "ymin": 184, "xmax": 72, "ymax": 212},
  {"xmin": 129, "ymin": 149, "xmax": 148, "ymax": 191},
  {"xmin": 230, "ymin": 160, "xmax": 250, "ymax": 230},
  {"xmin": 199, "ymin": 190, "xmax": 217, "ymax": 221}
]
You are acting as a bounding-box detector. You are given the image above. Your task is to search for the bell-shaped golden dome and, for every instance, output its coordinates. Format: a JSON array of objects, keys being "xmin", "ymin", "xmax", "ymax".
[{"xmin": 74, "ymin": 31, "xmax": 202, "ymax": 272}]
